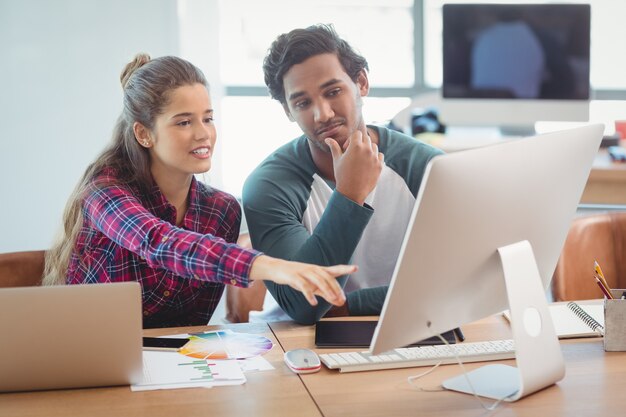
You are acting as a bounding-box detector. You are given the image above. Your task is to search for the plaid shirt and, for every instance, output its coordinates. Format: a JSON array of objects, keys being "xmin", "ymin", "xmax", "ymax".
[{"xmin": 67, "ymin": 169, "xmax": 260, "ymax": 328}]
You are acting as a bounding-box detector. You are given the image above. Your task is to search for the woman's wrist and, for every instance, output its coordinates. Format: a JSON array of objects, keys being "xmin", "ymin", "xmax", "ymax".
[{"xmin": 249, "ymin": 255, "xmax": 274, "ymax": 281}]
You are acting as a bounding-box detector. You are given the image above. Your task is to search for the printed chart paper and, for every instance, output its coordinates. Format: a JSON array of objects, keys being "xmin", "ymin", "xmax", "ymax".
[
  {"xmin": 179, "ymin": 329, "xmax": 274, "ymax": 360},
  {"xmin": 131, "ymin": 351, "xmax": 246, "ymax": 391}
]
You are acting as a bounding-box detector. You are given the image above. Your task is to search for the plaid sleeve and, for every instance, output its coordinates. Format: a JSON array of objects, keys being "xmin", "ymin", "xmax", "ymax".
[
  {"xmin": 222, "ymin": 198, "xmax": 242, "ymax": 244},
  {"xmin": 83, "ymin": 184, "xmax": 260, "ymax": 287}
]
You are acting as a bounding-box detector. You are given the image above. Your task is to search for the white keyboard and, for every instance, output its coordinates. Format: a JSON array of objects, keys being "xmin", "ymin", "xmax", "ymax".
[{"xmin": 319, "ymin": 339, "xmax": 515, "ymax": 373}]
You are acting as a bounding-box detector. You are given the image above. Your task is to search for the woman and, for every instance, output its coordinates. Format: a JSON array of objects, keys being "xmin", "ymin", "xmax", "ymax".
[{"xmin": 43, "ymin": 53, "xmax": 354, "ymax": 328}]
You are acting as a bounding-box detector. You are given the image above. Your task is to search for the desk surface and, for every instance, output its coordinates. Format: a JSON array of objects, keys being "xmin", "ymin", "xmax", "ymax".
[
  {"xmin": 271, "ymin": 315, "xmax": 626, "ymax": 417},
  {"xmin": 0, "ymin": 322, "xmax": 321, "ymax": 417},
  {"xmin": 582, "ymin": 148, "xmax": 626, "ymax": 204},
  {"xmin": 434, "ymin": 133, "xmax": 626, "ymax": 204},
  {"xmin": 2, "ymin": 316, "xmax": 626, "ymax": 417}
]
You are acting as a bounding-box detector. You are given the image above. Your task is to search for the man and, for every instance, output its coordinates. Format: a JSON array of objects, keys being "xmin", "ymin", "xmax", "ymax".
[{"xmin": 242, "ymin": 24, "xmax": 442, "ymax": 324}]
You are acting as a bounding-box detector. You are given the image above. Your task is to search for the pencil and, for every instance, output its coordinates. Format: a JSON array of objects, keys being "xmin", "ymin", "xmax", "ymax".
[
  {"xmin": 594, "ymin": 260, "xmax": 611, "ymax": 291},
  {"xmin": 594, "ymin": 275, "xmax": 613, "ymax": 299}
]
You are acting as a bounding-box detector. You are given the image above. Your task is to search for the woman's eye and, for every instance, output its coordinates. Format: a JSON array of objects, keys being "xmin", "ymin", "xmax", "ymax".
[{"xmin": 177, "ymin": 120, "xmax": 191, "ymax": 126}]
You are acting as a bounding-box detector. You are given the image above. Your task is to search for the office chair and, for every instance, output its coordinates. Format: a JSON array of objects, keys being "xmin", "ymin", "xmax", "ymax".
[
  {"xmin": 0, "ymin": 250, "xmax": 46, "ymax": 288},
  {"xmin": 552, "ymin": 212, "xmax": 626, "ymax": 301}
]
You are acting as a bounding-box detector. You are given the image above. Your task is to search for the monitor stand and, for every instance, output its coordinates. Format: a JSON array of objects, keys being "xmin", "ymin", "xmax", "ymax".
[{"xmin": 442, "ymin": 240, "xmax": 565, "ymax": 401}]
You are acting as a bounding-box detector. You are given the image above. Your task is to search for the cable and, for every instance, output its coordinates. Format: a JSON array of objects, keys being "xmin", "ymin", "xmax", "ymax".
[
  {"xmin": 406, "ymin": 323, "xmax": 517, "ymax": 412},
  {"xmin": 407, "ymin": 361, "xmax": 445, "ymax": 392}
]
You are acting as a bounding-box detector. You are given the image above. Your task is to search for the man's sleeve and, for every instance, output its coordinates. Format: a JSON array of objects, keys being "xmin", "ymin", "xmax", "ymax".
[
  {"xmin": 345, "ymin": 286, "xmax": 388, "ymax": 316},
  {"xmin": 243, "ymin": 173, "xmax": 373, "ymax": 324}
]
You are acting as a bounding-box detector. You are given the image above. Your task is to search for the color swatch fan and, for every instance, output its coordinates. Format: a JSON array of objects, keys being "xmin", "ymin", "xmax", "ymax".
[{"xmin": 179, "ymin": 329, "xmax": 273, "ymax": 360}]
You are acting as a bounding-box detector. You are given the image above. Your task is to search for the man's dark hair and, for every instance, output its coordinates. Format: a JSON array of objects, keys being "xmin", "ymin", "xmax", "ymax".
[{"xmin": 263, "ymin": 24, "xmax": 369, "ymax": 104}]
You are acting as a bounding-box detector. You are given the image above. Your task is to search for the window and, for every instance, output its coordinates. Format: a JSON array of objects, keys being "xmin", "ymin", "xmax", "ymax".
[
  {"xmin": 219, "ymin": 0, "xmax": 415, "ymax": 88},
  {"xmin": 217, "ymin": 0, "xmax": 415, "ymax": 196},
  {"xmin": 211, "ymin": 0, "xmax": 626, "ymax": 196}
]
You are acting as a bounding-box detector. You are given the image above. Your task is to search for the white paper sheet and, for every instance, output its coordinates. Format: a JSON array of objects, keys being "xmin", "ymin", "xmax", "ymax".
[
  {"xmin": 131, "ymin": 351, "xmax": 246, "ymax": 391},
  {"xmin": 237, "ymin": 355, "xmax": 275, "ymax": 372}
]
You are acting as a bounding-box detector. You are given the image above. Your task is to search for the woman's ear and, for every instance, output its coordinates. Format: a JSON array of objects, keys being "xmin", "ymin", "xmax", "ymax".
[{"xmin": 133, "ymin": 122, "xmax": 152, "ymax": 148}]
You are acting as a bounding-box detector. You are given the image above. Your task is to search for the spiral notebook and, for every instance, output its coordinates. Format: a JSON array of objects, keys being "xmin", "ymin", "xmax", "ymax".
[{"xmin": 503, "ymin": 302, "xmax": 604, "ymax": 339}]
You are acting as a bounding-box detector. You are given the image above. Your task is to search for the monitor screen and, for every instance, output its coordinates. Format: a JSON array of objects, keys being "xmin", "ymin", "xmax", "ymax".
[
  {"xmin": 440, "ymin": 3, "xmax": 591, "ymax": 133},
  {"xmin": 370, "ymin": 124, "xmax": 603, "ymax": 355}
]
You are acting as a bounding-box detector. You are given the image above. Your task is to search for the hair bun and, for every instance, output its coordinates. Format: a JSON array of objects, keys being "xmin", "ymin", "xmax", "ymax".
[{"xmin": 120, "ymin": 53, "xmax": 151, "ymax": 89}]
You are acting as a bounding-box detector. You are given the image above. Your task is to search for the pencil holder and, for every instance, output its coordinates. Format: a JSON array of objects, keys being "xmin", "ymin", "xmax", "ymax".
[{"xmin": 603, "ymin": 289, "xmax": 626, "ymax": 352}]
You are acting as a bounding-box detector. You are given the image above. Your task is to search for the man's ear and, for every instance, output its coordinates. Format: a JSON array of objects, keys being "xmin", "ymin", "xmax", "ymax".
[
  {"xmin": 133, "ymin": 122, "xmax": 152, "ymax": 148},
  {"xmin": 356, "ymin": 70, "xmax": 370, "ymax": 97},
  {"xmin": 282, "ymin": 103, "xmax": 295, "ymax": 122}
]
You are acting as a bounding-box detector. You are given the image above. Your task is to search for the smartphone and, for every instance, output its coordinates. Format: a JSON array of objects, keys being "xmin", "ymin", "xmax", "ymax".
[
  {"xmin": 314, "ymin": 320, "xmax": 457, "ymax": 348},
  {"xmin": 142, "ymin": 337, "xmax": 188, "ymax": 351}
]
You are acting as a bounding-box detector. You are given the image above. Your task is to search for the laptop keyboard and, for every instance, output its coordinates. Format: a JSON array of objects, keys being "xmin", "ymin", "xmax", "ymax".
[{"xmin": 319, "ymin": 339, "xmax": 515, "ymax": 373}]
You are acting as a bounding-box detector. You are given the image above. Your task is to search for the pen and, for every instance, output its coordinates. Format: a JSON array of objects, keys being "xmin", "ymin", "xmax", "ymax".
[
  {"xmin": 594, "ymin": 275, "xmax": 613, "ymax": 299},
  {"xmin": 594, "ymin": 260, "xmax": 611, "ymax": 292},
  {"xmin": 453, "ymin": 327, "xmax": 465, "ymax": 342}
]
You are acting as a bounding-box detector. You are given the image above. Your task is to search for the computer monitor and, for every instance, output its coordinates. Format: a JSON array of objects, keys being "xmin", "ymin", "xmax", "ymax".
[
  {"xmin": 370, "ymin": 124, "xmax": 603, "ymax": 400},
  {"xmin": 440, "ymin": 3, "xmax": 591, "ymax": 136}
]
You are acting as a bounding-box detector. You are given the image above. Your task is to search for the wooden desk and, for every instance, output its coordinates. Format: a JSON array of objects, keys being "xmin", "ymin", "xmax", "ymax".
[
  {"xmin": 0, "ymin": 322, "xmax": 321, "ymax": 417},
  {"xmin": 270, "ymin": 316, "xmax": 626, "ymax": 417},
  {"xmin": 434, "ymin": 134, "xmax": 626, "ymax": 205},
  {"xmin": 582, "ymin": 149, "xmax": 626, "ymax": 204},
  {"xmin": 2, "ymin": 317, "xmax": 626, "ymax": 416}
]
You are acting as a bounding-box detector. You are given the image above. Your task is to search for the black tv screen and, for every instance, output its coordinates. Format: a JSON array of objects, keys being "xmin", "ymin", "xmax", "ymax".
[{"xmin": 442, "ymin": 3, "xmax": 590, "ymax": 100}]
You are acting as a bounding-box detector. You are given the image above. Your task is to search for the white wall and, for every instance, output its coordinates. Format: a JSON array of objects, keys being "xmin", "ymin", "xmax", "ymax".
[{"xmin": 0, "ymin": 0, "xmax": 182, "ymax": 252}]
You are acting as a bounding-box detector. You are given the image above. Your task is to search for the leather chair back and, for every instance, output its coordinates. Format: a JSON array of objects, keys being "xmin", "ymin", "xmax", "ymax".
[
  {"xmin": 552, "ymin": 213, "xmax": 626, "ymax": 301},
  {"xmin": 0, "ymin": 250, "xmax": 46, "ymax": 288}
]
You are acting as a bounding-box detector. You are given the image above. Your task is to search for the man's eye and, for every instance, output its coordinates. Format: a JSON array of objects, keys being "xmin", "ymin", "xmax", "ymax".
[
  {"xmin": 177, "ymin": 120, "xmax": 191, "ymax": 126},
  {"xmin": 327, "ymin": 88, "xmax": 340, "ymax": 97},
  {"xmin": 295, "ymin": 100, "xmax": 310, "ymax": 109},
  {"xmin": 204, "ymin": 117, "xmax": 214, "ymax": 124}
]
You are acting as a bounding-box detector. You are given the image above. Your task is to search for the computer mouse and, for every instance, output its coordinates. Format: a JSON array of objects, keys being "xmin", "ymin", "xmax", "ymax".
[{"xmin": 284, "ymin": 349, "xmax": 321, "ymax": 374}]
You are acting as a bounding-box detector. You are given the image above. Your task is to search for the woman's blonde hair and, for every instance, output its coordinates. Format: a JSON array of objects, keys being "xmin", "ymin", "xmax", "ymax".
[{"xmin": 43, "ymin": 53, "xmax": 208, "ymax": 285}]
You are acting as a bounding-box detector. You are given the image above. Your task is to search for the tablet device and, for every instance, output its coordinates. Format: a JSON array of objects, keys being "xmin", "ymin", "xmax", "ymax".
[{"xmin": 315, "ymin": 320, "xmax": 456, "ymax": 348}]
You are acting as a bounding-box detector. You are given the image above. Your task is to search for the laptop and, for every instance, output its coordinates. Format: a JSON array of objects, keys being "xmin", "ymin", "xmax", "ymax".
[{"xmin": 0, "ymin": 282, "xmax": 143, "ymax": 392}]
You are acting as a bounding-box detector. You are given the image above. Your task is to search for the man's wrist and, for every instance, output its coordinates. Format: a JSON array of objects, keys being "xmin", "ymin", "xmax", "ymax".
[{"xmin": 335, "ymin": 187, "xmax": 365, "ymax": 206}]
